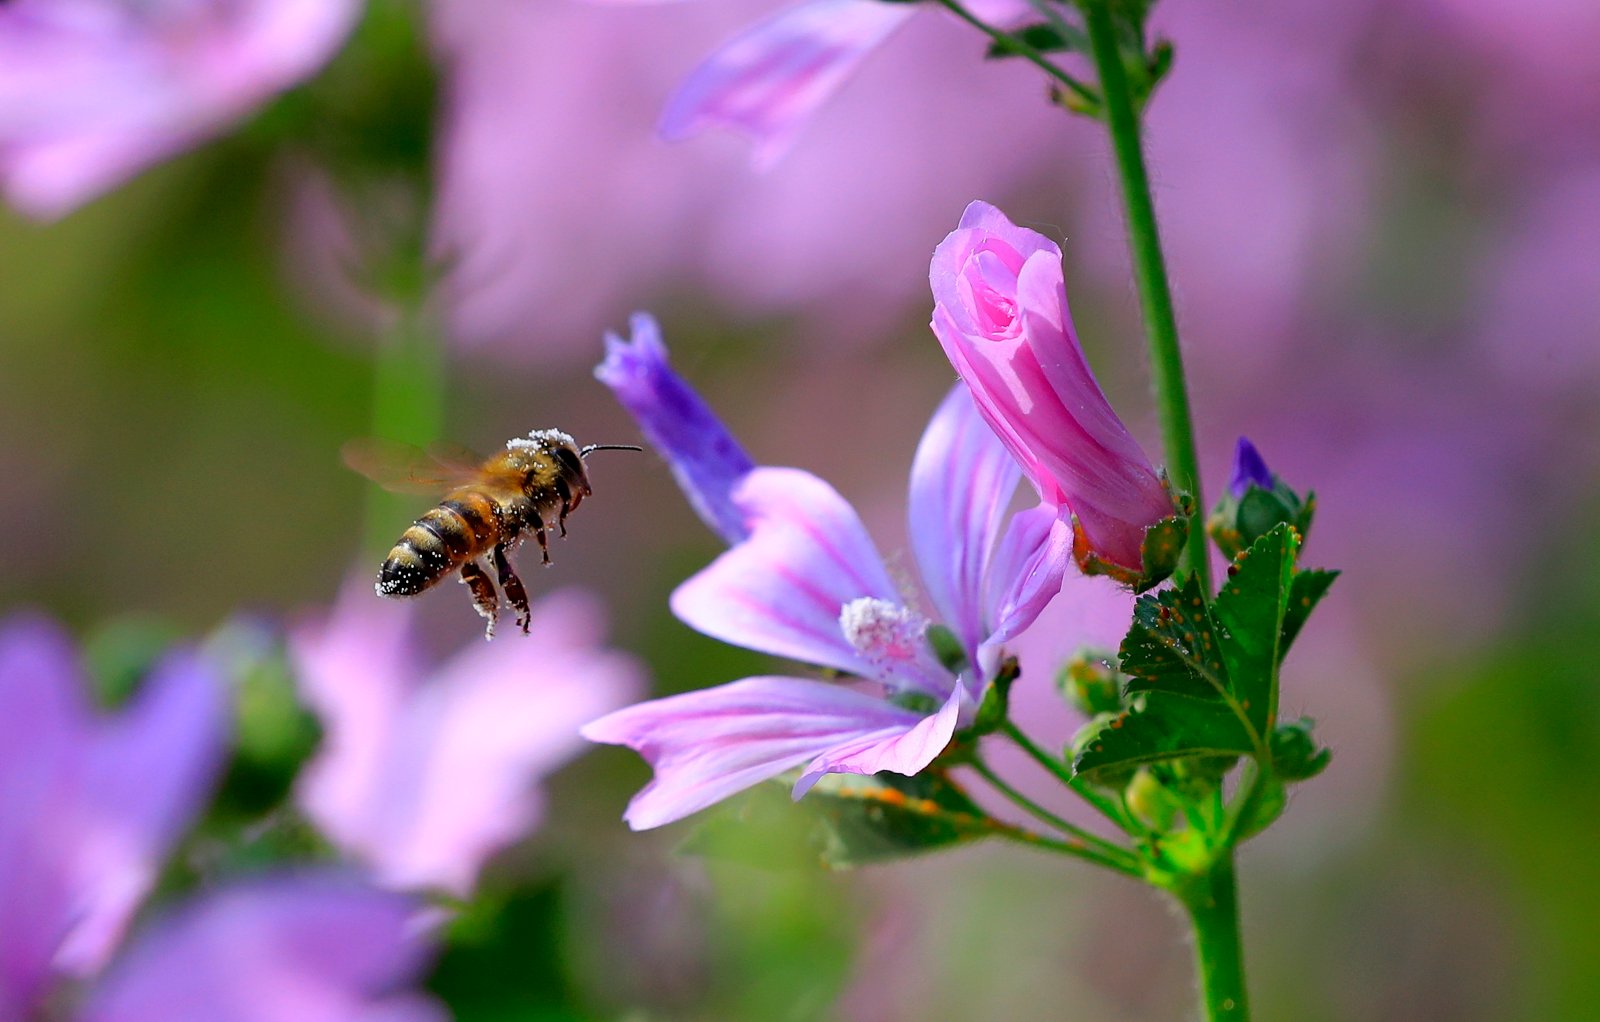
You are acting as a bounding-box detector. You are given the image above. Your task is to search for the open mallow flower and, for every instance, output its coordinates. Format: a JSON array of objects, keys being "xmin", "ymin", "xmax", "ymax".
[
  {"xmin": 0, "ymin": 0, "xmax": 361, "ymax": 218},
  {"xmin": 931, "ymin": 199, "xmax": 1177, "ymax": 581},
  {"xmin": 290, "ymin": 579, "xmax": 643, "ymax": 897},
  {"xmin": 584, "ymin": 339, "xmax": 1070, "ymax": 829}
]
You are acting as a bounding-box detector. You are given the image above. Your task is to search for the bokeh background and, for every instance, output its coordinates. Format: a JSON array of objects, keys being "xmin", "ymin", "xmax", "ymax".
[{"xmin": 2, "ymin": 0, "xmax": 1597, "ymax": 1018}]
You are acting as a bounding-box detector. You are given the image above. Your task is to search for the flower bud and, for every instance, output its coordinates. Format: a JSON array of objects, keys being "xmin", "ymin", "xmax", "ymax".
[
  {"xmin": 1269, "ymin": 717, "xmax": 1331, "ymax": 781},
  {"xmin": 1056, "ymin": 649, "xmax": 1125, "ymax": 716},
  {"xmin": 1207, "ymin": 437, "xmax": 1314, "ymax": 561},
  {"xmin": 1124, "ymin": 767, "xmax": 1181, "ymax": 832}
]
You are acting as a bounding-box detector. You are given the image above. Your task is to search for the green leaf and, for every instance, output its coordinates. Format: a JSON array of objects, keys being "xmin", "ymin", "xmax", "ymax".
[
  {"xmin": 1072, "ymin": 693, "xmax": 1256, "ymax": 783},
  {"xmin": 1119, "ymin": 574, "xmax": 1231, "ymax": 703},
  {"xmin": 1214, "ymin": 524, "xmax": 1298, "ymax": 734},
  {"xmin": 679, "ymin": 770, "xmax": 998, "ymax": 871},
  {"xmin": 1282, "ymin": 568, "xmax": 1339, "ymax": 655}
]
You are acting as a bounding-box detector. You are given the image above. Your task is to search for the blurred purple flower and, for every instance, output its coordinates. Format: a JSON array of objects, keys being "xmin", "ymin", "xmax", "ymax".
[
  {"xmin": 290, "ymin": 577, "xmax": 643, "ymax": 896},
  {"xmin": 1228, "ymin": 437, "xmax": 1273, "ymax": 498},
  {"xmin": 650, "ymin": 0, "xmax": 1032, "ymax": 164},
  {"xmin": 930, "ymin": 199, "xmax": 1174, "ymax": 579},
  {"xmin": 0, "ymin": 613, "xmax": 227, "ymax": 1015},
  {"xmin": 78, "ymin": 875, "xmax": 445, "ymax": 1022},
  {"xmin": 595, "ymin": 313, "xmax": 755, "ymax": 543},
  {"xmin": 585, "ymin": 357, "xmax": 1069, "ymax": 829},
  {"xmin": 0, "ymin": 0, "xmax": 361, "ymax": 218}
]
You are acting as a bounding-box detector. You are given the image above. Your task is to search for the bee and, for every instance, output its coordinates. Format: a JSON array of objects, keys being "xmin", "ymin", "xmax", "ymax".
[{"xmin": 344, "ymin": 429, "xmax": 639, "ymax": 638}]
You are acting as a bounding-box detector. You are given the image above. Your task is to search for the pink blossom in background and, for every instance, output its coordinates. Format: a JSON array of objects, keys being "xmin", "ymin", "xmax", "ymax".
[
  {"xmin": 0, "ymin": 614, "xmax": 226, "ymax": 1015},
  {"xmin": 0, "ymin": 0, "xmax": 362, "ymax": 219},
  {"xmin": 931, "ymin": 200, "xmax": 1174, "ymax": 578},
  {"xmin": 290, "ymin": 576, "xmax": 643, "ymax": 896},
  {"xmin": 78, "ymin": 876, "xmax": 445, "ymax": 1022},
  {"xmin": 428, "ymin": 0, "xmax": 1070, "ymax": 357}
]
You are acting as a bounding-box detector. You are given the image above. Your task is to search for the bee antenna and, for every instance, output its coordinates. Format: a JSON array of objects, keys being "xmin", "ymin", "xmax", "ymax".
[{"xmin": 579, "ymin": 444, "xmax": 644, "ymax": 458}]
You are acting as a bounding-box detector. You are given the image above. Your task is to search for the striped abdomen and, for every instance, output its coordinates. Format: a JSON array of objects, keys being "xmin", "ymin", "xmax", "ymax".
[{"xmin": 377, "ymin": 489, "xmax": 505, "ymax": 597}]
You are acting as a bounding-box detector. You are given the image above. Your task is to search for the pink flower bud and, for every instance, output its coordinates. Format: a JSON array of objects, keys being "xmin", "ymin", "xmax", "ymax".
[{"xmin": 930, "ymin": 200, "xmax": 1175, "ymax": 579}]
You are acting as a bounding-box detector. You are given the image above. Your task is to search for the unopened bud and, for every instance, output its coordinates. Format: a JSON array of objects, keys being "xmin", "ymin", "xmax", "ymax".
[
  {"xmin": 1207, "ymin": 437, "xmax": 1314, "ymax": 561},
  {"xmin": 1270, "ymin": 717, "xmax": 1331, "ymax": 781},
  {"xmin": 1124, "ymin": 768, "xmax": 1181, "ymax": 831},
  {"xmin": 1057, "ymin": 650, "xmax": 1125, "ymax": 716}
]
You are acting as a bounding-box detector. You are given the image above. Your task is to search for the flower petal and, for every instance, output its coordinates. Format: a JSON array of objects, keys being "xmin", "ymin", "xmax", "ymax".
[
  {"xmin": 78, "ymin": 874, "xmax": 445, "ymax": 1022},
  {"xmin": 58, "ymin": 648, "xmax": 230, "ymax": 976},
  {"xmin": 582, "ymin": 676, "xmax": 932, "ymax": 829},
  {"xmin": 670, "ymin": 467, "xmax": 899, "ymax": 676},
  {"xmin": 596, "ymin": 312, "xmax": 755, "ymax": 544},
  {"xmin": 658, "ymin": 0, "xmax": 913, "ymax": 167},
  {"xmin": 908, "ymin": 383, "xmax": 1020, "ymax": 659},
  {"xmin": 979, "ymin": 505, "xmax": 1072, "ymax": 674},
  {"xmin": 793, "ymin": 681, "xmax": 963, "ymax": 797}
]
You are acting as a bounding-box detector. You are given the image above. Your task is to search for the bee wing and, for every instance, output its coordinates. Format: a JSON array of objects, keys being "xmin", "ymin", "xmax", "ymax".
[{"xmin": 341, "ymin": 438, "xmax": 485, "ymax": 495}]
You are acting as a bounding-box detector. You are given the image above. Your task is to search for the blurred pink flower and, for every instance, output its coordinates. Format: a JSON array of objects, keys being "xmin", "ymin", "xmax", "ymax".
[
  {"xmin": 427, "ymin": 0, "xmax": 1068, "ymax": 356},
  {"xmin": 290, "ymin": 576, "xmax": 644, "ymax": 895},
  {"xmin": 652, "ymin": 0, "xmax": 1032, "ymax": 163},
  {"xmin": 0, "ymin": 0, "xmax": 361, "ymax": 218},
  {"xmin": 78, "ymin": 875, "xmax": 444, "ymax": 1022},
  {"xmin": 0, "ymin": 613, "xmax": 227, "ymax": 1015},
  {"xmin": 930, "ymin": 199, "xmax": 1174, "ymax": 578}
]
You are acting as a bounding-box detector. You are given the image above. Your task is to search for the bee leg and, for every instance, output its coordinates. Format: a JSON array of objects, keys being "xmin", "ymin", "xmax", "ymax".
[
  {"xmin": 491, "ymin": 544, "xmax": 531, "ymax": 635},
  {"xmin": 554, "ymin": 478, "xmax": 573, "ymax": 538},
  {"xmin": 459, "ymin": 561, "xmax": 500, "ymax": 640},
  {"xmin": 528, "ymin": 509, "xmax": 552, "ymax": 565}
]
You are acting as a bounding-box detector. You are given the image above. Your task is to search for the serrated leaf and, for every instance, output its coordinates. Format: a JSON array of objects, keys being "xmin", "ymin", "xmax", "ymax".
[
  {"xmin": 1214, "ymin": 524, "xmax": 1297, "ymax": 734},
  {"xmin": 1072, "ymin": 692, "xmax": 1255, "ymax": 783},
  {"xmin": 678, "ymin": 770, "xmax": 996, "ymax": 871},
  {"xmin": 1282, "ymin": 568, "xmax": 1338, "ymax": 654},
  {"xmin": 1119, "ymin": 574, "xmax": 1231, "ymax": 703}
]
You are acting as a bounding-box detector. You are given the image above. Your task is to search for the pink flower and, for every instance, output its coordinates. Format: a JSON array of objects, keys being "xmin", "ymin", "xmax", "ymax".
[
  {"xmin": 652, "ymin": 0, "xmax": 1034, "ymax": 164},
  {"xmin": 0, "ymin": 613, "xmax": 227, "ymax": 1014},
  {"xmin": 77, "ymin": 876, "xmax": 444, "ymax": 1022},
  {"xmin": 930, "ymin": 199, "xmax": 1175, "ymax": 579},
  {"xmin": 290, "ymin": 577, "xmax": 644, "ymax": 896},
  {"xmin": 0, "ymin": 0, "xmax": 361, "ymax": 218}
]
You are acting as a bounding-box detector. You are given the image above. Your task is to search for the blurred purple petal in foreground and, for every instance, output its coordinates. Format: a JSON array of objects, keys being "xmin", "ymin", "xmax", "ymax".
[
  {"xmin": 0, "ymin": 0, "xmax": 360, "ymax": 218},
  {"xmin": 0, "ymin": 614, "xmax": 227, "ymax": 1016},
  {"xmin": 78, "ymin": 875, "xmax": 444, "ymax": 1022},
  {"xmin": 291, "ymin": 577, "xmax": 643, "ymax": 896}
]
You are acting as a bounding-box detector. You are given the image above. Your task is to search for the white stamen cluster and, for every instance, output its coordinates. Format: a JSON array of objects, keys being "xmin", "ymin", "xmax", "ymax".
[{"xmin": 839, "ymin": 597, "xmax": 935, "ymax": 680}]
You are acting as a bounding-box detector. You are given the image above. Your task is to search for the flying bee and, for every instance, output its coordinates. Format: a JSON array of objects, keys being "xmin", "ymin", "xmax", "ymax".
[{"xmin": 343, "ymin": 429, "xmax": 639, "ymax": 639}]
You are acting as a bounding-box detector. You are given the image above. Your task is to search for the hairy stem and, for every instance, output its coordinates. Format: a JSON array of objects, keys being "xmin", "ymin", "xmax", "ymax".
[
  {"xmin": 934, "ymin": 0, "xmax": 1100, "ymax": 109},
  {"xmin": 1179, "ymin": 853, "xmax": 1251, "ymax": 1022},
  {"xmin": 1080, "ymin": 0, "xmax": 1210, "ymax": 592},
  {"xmin": 971, "ymin": 756, "xmax": 1138, "ymax": 871}
]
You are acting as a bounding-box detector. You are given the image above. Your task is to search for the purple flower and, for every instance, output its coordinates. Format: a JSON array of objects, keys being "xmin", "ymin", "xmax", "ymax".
[
  {"xmin": 647, "ymin": 0, "xmax": 1034, "ymax": 164},
  {"xmin": 0, "ymin": 613, "xmax": 226, "ymax": 1014},
  {"xmin": 585, "ymin": 362, "xmax": 1069, "ymax": 829},
  {"xmin": 290, "ymin": 577, "xmax": 643, "ymax": 896},
  {"xmin": 1227, "ymin": 436, "xmax": 1274, "ymax": 498},
  {"xmin": 0, "ymin": 0, "xmax": 361, "ymax": 218},
  {"xmin": 595, "ymin": 313, "xmax": 755, "ymax": 543},
  {"xmin": 77, "ymin": 875, "xmax": 445, "ymax": 1022},
  {"xmin": 930, "ymin": 199, "xmax": 1175, "ymax": 579}
]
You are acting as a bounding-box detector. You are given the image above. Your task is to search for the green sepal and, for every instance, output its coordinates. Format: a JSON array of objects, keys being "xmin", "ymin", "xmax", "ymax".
[
  {"xmin": 1071, "ymin": 692, "xmax": 1257, "ymax": 784},
  {"xmin": 1124, "ymin": 767, "xmax": 1182, "ymax": 832},
  {"xmin": 1215, "ymin": 523, "xmax": 1299, "ymax": 735},
  {"xmin": 679, "ymin": 770, "xmax": 998, "ymax": 871},
  {"xmin": 968, "ymin": 655, "xmax": 1019, "ymax": 736},
  {"xmin": 1232, "ymin": 773, "xmax": 1287, "ymax": 841},
  {"xmin": 1135, "ymin": 514, "xmax": 1187, "ymax": 592},
  {"xmin": 984, "ymin": 22, "xmax": 1089, "ymax": 60},
  {"xmin": 925, "ymin": 623, "xmax": 969, "ymax": 675},
  {"xmin": 1269, "ymin": 717, "xmax": 1332, "ymax": 781},
  {"xmin": 1282, "ymin": 568, "xmax": 1338, "ymax": 656}
]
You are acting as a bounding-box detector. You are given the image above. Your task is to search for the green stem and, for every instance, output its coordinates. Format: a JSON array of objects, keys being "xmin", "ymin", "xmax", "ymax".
[
  {"xmin": 995, "ymin": 822, "xmax": 1143, "ymax": 878},
  {"xmin": 970, "ymin": 756, "xmax": 1138, "ymax": 871},
  {"xmin": 1080, "ymin": 0, "xmax": 1210, "ymax": 592},
  {"xmin": 999, "ymin": 720, "xmax": 1076, "ymax": 787},
  {"xmin": 1179, "ymin": 854, "xmax": 1251, "ymax": 1022}
]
